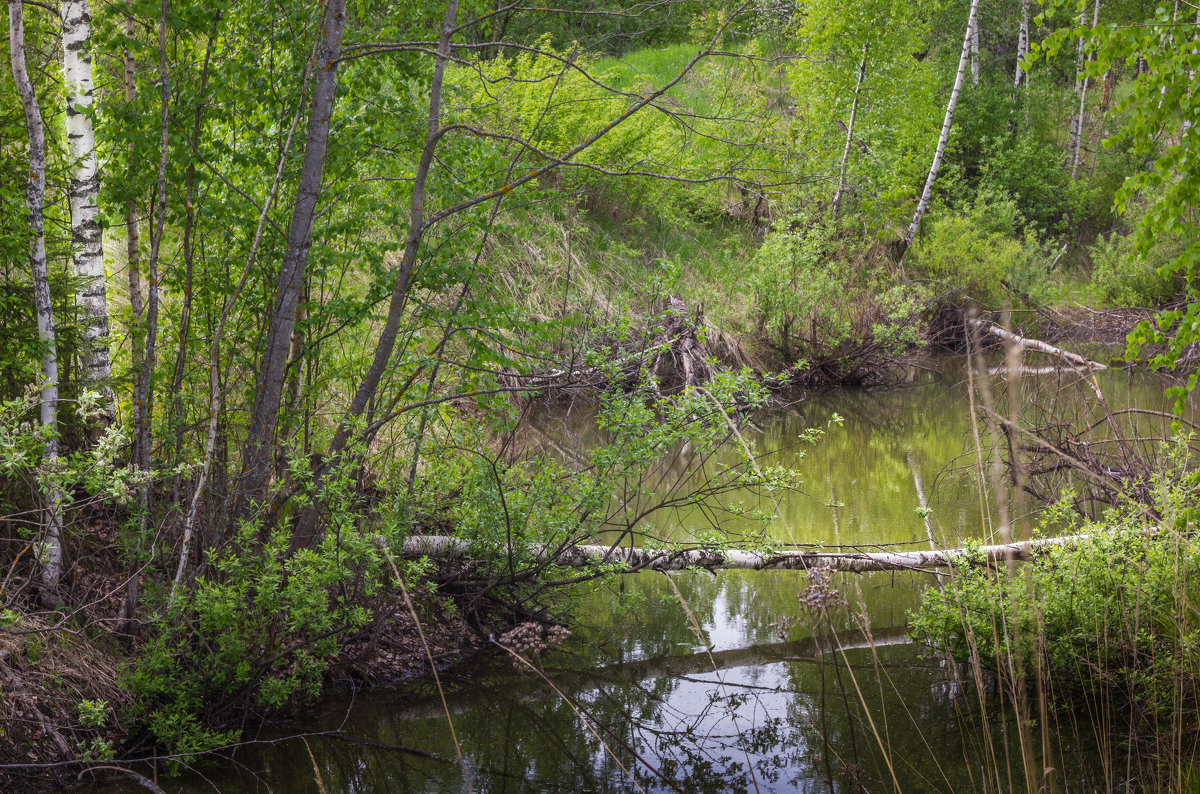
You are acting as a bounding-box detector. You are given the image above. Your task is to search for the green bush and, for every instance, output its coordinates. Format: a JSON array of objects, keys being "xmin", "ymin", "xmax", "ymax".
[
  {"xmin": 910, "ymin": 458, "xmax": 1200, "ymax": 725},
  {"xmin": 748, "ymin": 214, "xmax": 925, "ymax": 380},
  {"xmin": 979, "ymin": 136, "xmax": 1082, "ymax": 233},
  {"xmin": 1089, "ymin": 231, "xmax": 1184, "ymax": 308},
  {"xmin": 910, "ymin": 192, "xmax": 1051, "ymax": 308},
  {"xmin": 125, "ymin": 495, "xmax": 386, "ymax": 758}
]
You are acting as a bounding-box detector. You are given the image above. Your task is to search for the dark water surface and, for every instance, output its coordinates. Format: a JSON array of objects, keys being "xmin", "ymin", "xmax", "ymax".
[{"xmin": 95, "ymin": 358, "xmax": 1194, "ymax": 793}]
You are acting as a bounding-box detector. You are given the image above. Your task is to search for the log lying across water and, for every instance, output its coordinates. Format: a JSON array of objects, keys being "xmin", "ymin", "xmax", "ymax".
[{"xmin": 401, "ymin": 532, "xmax": 1094, "ymax": 574}]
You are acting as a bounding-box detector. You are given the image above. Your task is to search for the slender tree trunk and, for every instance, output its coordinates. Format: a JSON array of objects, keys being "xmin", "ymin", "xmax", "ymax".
[
  {"xmin": 169, "ymin": 15, "xmax": 221, "ymax": 473},
  {"xmin": 62, "ymin": 0, "xmax": 112, "ymax": 422},
  {"xmin": 1013, "ymin": 0, "xmax": 1028, "ymax": 90},
  {"xmin": 124, "ymin": 3, "xmax": 142, "ymax": 338},
  {"xmin": 832, "ymin": 42, "xmax": 868, "ymax": 215},
  {"xmin": 9, "ymin": 0, "xmax": 64, "ymax": 591},
  {"xmin": 1009, "ymin": 0, "xmax": 1030, "ymax": 134},
  {"xmin": 1070, "ymin": 0, "xmax": 1101, "ymax": 178},
  {"xmin": 171, "ymin": 43, "xmax": 315, "ymax": 602},
  {"xmin": 287, "ymin": 0, "xmax": 461, "ymax": 551},
  {"xmin": 137, "ymin": 0, "xmax": 169, "ymax": 517},
  {"xmin": 237, "ymin": 0, "xmax": 348, "ymax": 515},
  {"xmin": 1068, "ymin": 3, "xmax": 1088, "ymax": 167},
  {"xmin": 118, "ymin": 2, "xmax": 143, "ymax": 635},
  {"xmin": 125, "ymin": 0, "xmax": 169, "ymax": 629},
  {"xmin": 898, "ymin": 0, "xmax": 981, "ymax": 258},
  {"xmin": 970, "ymin": 9, "xmax": 980, "ymax": 86}
]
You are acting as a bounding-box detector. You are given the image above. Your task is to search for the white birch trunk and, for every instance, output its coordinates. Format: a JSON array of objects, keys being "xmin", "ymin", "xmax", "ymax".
[
  {"xmin": 967, "ymin": 318, "xmax": 1107, "ymax": 369},
  {"xmin": 62, "ymin": 0, "xmax": 112, "ymax": 418},
  {"xmin": 1014, "ymin": 0, "xmax": 1029, "ymax": 90},
  {"xmin": 9, "ymin": 0, "xmax": 64, "ymax": 590},
  {"xmin": 970, "ymin": 10, "xmax": 980, "ymax": 86},
  {"xmin": 900, "ymin": 0, "xmax": 981, "ymax": 256},
  {"xmin": 1070, "ymin": 0, "xmax": 1102, "ymax": 178},
  {"xmin": 1185, "ymin": 6, "xmax": 1200, "ymax": 133},
  {"xmin": 400, "ymin": 531, "xmax": 1103, "ymax": 573},
  {"xmin": 831, "ymin": 43, "xmax": 868, "ymax": 215}
]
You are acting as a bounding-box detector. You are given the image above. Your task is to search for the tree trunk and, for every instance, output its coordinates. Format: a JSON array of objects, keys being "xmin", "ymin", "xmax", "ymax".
[
  {"xmin": 898, "ymin": 0, "xmax": 981, "ymax": 259},
  {"xmin": 1009, "ymin": 0, "xmax": 1030, "ymax": 134},
  {"xmin": 831, "ymin": 42, "xmax": 868, "ymax": 215},
  {"xmin": 125, "ymin": 0, "xmax": 169, "ymax": 630},
  {"xmin": 968, "ymin": 318, "xmax": 1107, "ymax": 369},
  {"xmin": 119, "ymin": 1, "xmax": 141, "ymax": 636},
  {"xmin": 400, "ymin": 530, "xmax": 1109, "ymax": 573},
  {"xmin": 1070, "ymin": 0, "xmax": 1101, "ymax": 178},
  {"xmin": 169, "ymin": 15, "xmax": 221, "ymax": 473},
  {"xmin": 9, "ymin": 0, "xmax": 64, "ymax": 591},
  {"xmin": 970, "ymin": 8, "xmax": 980, "ymax": 86},
  {"xmin": 286, "ymin": 0, "xmax": 461, "ymax": 552},
  {"xmin": 237, "ymin": 0, "xmax": 348, "ymax": 515},
  {"xmin": 137, "ymin": 0, "xmax": 169, "ymax": 510},
  {"xmin": 62, "ymin": 0, "xmax": 112, "ymax": 422},
  {"xmin": 171, "ymin": 35, "xmax": 316, "ymax": 602},
  {"xmin": 1013, "ymin": 0, "xmax": 1029, "ymax": 90}
]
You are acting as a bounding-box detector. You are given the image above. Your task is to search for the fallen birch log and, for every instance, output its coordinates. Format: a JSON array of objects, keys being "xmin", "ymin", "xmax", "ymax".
[
  {"xmin": 969, "ymin": 318, "xmax": 1107, "ymax": 370},
  {"xmin": 401, "ymin": 532, "xmax": 1095, "ymax": 574}
]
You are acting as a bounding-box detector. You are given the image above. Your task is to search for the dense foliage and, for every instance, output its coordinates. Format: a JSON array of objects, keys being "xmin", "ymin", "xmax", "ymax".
[{"xmin": 911, "ymin": 459, "xmax": 1200, "ymax": 764}]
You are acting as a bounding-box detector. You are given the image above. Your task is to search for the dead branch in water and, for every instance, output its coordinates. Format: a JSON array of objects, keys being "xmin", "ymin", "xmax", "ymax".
[{"xmin": 968, "ymin": 318, "xmax": 1107, "ymax": 370}]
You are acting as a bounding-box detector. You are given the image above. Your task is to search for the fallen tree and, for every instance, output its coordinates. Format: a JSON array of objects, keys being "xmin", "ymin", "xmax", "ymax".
[
  {"xmin": 969, "ymin": 318, "xmax": 1107, "ymax": 370},
  {"xmin": 401, "ymin": 531, "xmax": 1103, "ymax": 574}
]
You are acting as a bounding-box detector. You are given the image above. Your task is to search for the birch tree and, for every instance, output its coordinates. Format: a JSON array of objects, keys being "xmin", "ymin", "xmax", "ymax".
[
  {"xmin": 62, "ymin": 0, "xmax": 111, "ymax": 420},
  {"xmin": 1069, "ymin": 0, "xmax": 1101, "ymax": 178},
  {"xmin": 1013, "ymin": 0, "xmax": 1029, "ymax": 91},
  {"xmin": 831, "ymin": 42, "xmax": 868, "ymax": 214},
  {"xmin": 970, "ymin": 6, "xmax": 980, "ymax": 86},
  {"xmin": 898, "ymin": 0, "xmax": 982, "ymax": 259},
  {"xmin": 8, "ymin": 0, "xmax": 64, "ymax": 590}
]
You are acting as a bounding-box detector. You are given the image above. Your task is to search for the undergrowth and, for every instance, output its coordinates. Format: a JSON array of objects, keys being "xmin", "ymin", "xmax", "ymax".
[{"xmin": 910, "ymin": 446, "xmax": 1200, "ymax": 788}]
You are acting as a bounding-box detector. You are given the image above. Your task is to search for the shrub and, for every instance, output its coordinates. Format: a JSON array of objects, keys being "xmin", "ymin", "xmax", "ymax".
[
  {"xmin": 1089, "ymin": 230, "xmax": 1185, "ymax": 308},
  {"xmin": 979, "ymin": 135, "xmax": 1081, "ymax": 233},
  {"xmin": 748, "ymin": 215, "xmax": 925, "ymax": 382},
  {"xmin": 910, "ymin": 191, "xmax": 1051, "ymax": 308},
  {"xmin": 910, "ymin": 456, "xmax": 1200, "ymax": 742}
]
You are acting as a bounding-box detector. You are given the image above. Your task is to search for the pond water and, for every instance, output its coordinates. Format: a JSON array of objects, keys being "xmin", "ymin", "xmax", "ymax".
[{"xmin": 96, "ymin": 357, "xmax": 1194, "ymax": 793}]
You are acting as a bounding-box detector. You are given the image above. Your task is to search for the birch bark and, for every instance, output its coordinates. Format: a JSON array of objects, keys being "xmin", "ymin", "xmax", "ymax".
[
  {"xmin": 1012, "ymin": 0, "xmax": 1032, "ymax": 90},
  {"xmin": 831, "ymin": 43, "xmax": 868, "ymax": 215},
  {"xmin": 970, "ymin": 8, "xmax": 980, "ymax": 86},
  {"xmin": 9, "ymin": 0, "xmax": 64, "ymax": 589},
  {"xmin": 898, "ymin": 0, "xmax": 981, "ymax": 258},
  {"xmin": 1070, "ymin": 0, "xmax": 1102, "ymax": 178},
  {"xmin": 62, "ymin": 0, "xmax": 111, "ymax": 418}
]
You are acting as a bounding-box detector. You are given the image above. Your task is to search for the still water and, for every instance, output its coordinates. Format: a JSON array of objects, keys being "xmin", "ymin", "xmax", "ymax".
[{"xmin": 102, "ymin": 358, "xmax": 1192, "ymax": 793}]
